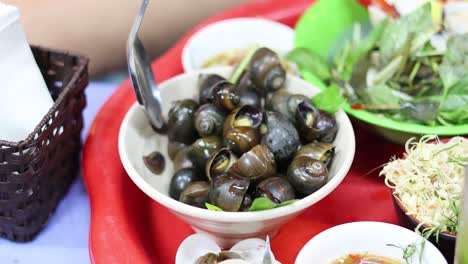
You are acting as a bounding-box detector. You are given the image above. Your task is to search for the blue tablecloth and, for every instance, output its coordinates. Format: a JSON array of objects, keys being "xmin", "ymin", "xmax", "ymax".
[{"xmin": 0, "ymin": 82, "xmax": 117, "ymax": 263}]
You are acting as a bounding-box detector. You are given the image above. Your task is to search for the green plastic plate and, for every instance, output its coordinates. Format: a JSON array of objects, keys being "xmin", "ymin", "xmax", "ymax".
[{"xmin": 294, "ymin": 0, "xmax": 468, "ymax": 140}]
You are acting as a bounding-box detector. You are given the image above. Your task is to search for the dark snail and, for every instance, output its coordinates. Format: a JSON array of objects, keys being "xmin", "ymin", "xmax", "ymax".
[
  {"xmin": 256, "ymin": 177, "xmax": 295, "ymax": 204},
  {"xmin": 167, "ymin": 99, "xmax": 199, "ymax": 145},
  {"xmin": 261, "ymin": 111, "xmax": 300, "ymax": 166},
  {"xmin": 194, "ymin": 104, "xmax": 226, "ymax": 137},
  {"xmin": 205, "ymin": 148, "xmax": 238, "ymax": 181},
  {"xmin": 187, "ymin": 136, "xmax": 223, "ymax": 169},
  {"xmin": 169, "ymin": 168, "xmax": 204, "ymax": 200},
  {"xmin": 179, "ymin": 181, "xmax": 210, "ymax": 208},
  {"xmin": 248, "ymin": 47, "xmax": 286, "ymax": 94},
  {"xmin": 198, "ymin": 74, "xmax": 227, "ymax": 104},
  {"xmin": 209, "ymin": 173, "xmax": 250, "ymax": 212},
  {"xmin": 223, "ymin": 105, "xmax": 262, "ymax": 155},
  {"xmin": 229, "ymin": 144, "xmax": 276, "ymax": 183},
  {"xmin": 267, "ymin": 89, "xmax": 308, "ymax": 121},
  {"xmin": 287, "ymin": 156, "xmax": 328, "ymax": 196},
  {"xmin": 295, "ymin": 142, "xmax": 335, "ymax": 168}
]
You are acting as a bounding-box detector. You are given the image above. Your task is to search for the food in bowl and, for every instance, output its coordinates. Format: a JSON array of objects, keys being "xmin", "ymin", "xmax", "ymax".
[
  {"xmin": 381, "ymin": 136, "xmax": 467, "ymax": 237},
  {"xmin": 176, "ymin": 234, "xmax": 280, "ymax": 264},
  {"xmin": 331, "ymin": 253, "xmax": 400, "ymax": 264},
  {"xmin": 144, "ymin": 47, "xmax": 341, "ymax": 212},
  {"xmin": 289, "ymin": 2, "xmax": 468, "ymax": 127}
]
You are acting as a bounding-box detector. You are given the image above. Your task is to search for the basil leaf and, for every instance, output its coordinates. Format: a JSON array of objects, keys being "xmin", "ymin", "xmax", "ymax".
[
  {"xmin": 248, "ymin": 197, "xmax": 276, "ymax": 212},
  {"xmin": 285, "ymin": 48, "xmax": 331, "ymax": 80},
  {"xmin": 311, "ymin": 84, "xmax": 345, "ymax": 114},
  {"xmin": 205, "ymin": 203, "xmax": 224, "ymax": 211}
]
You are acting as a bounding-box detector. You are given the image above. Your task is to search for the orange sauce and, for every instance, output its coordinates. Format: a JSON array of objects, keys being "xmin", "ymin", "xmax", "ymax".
[{"xmin": 332, "ymin": 253, "xmax": 402, "ymax": 264}]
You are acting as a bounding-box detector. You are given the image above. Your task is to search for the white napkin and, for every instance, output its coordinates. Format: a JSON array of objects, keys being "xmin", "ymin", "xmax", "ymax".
[{"xmin": 0, "ymin": 3, "xmax": 53, "ymax": 142}]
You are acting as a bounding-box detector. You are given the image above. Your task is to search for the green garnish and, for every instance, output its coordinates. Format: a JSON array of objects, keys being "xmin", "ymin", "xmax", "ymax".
[
  {"xmin": 311, "ymin": 84, "xmax": 345, "ymax": 114},
  {"xmin": 248, "ymin": 197, "xmax": 298, "ymax": 212},
  {"xmin": 229, "ymin": 45, "xmax": 259, "ymax": 84},
  {"xmin": 387, "ymin": 242, "xmax": 420, "ymax": 264},
  {"xmin": 205, "ymin": 203, "xmax": 224, "ymax": 211}
]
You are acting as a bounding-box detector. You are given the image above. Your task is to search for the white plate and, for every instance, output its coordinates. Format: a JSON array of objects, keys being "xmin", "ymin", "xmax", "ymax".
[
  {"xmin": 181, "ymin": 18, "xmax": 294, "ymax": 73},
  {"xmin": 295, "ymin": 221, "xmax": 447, "ymax": 264}
]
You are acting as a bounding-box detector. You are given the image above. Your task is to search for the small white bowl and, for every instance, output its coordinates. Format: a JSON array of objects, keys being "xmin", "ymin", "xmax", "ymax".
[
  {"xmin": 295, "ymin": 221, "xmax": 447, "ymax": 264},
  {"xmin": 118, "ymin": 67, "xmax": 355, "ymax": 248},
  {"xmin": 181, "ymin": 18, "xmax": 294, "ymax": 73}
]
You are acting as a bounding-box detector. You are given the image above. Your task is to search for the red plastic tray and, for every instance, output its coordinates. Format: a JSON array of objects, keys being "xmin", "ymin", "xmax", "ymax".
[{"xmin": 82, "ymin": 0, "xmax": 403, "ymax": 263}]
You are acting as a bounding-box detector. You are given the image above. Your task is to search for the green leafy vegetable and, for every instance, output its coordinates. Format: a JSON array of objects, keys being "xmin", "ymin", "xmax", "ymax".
[
  {"xmin": 365, "ymin": 84, "xmax": 400, "ymax": 106},
  {"xmin": 387, "ymin": 242, "xmax": 420, "ymax": 264},
  {"xmin": 285, "ymin": 47, "xmax": 330, "ymax": 80},
  {"xmin": 311, "ymin": 84, "xmax": 345, "ymax": 114},
  {"xmin": 378, "ymin": 3, "xmax": 434, "ymax": 63},
  {"xmin": 438, "ymin": 76, "xmax": 468, "ymax": 124},
  {"xmin": 205, "ymin": 203, "xmax": 224, "ymax": 211},
  {"xmin": 248, "ymin": 197, "xmax": 298, "ymax": 212},
  {"xmin": 439, "ymin": 33, "xmax": 468, "ymax": 89}
]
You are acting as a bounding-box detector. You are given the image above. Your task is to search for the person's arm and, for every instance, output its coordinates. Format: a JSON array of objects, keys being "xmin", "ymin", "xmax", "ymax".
[{"xmin": 6, "ymin": 0, "xmax": 250, "ymax": 77}]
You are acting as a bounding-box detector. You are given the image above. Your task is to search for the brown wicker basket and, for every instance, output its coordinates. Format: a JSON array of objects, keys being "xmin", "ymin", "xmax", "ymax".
[{"xmin": 0, "ymin": 46, "xmax": 89, "ymax": 242}]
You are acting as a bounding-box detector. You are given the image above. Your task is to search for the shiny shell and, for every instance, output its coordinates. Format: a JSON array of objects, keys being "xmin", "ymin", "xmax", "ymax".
[
  {"xmin": 169, "ymin": 168, "xmax": 204, "ymax": 200},
  {"xmin": 229, "ymin": 144, "xmax": 276, "ymax": 183},
  {"xmin": 261, "ymin": 111, "xmax": 300, "ymax": 166},
  {"xmin": 223, "ymin": 105, "xmax": 263, "ymax": 155},
  {"xmin": 295, "ymin": 101, "xmax": 320, "ymax": 142},
  {"xmin": 287, "ymin": 156, "xmax": 328, "ymax": 196},
  {"xmin": 194, "ymin": 104, "xmax": 226, "ymax": 137},
  {"xmin": 205, "ymin": 148, "xmax": 238, "ymax": 181},
  {"xmin": 143, "ymin": 151, "xmax": 165, "ymax": 175},
  {"xmin": 314, "ymin": 111, "xmax": 338, "ymax": 143},
  {"xmin": 209, "ymin": 173, "xmax": 250, "ymax": 212},
  {"xmin": 256, "ymin": 177, "xmax": 295, "ymax": 204},
  {"xmin": 267, "ymin": 89, "xmax": 308, "ymax": 121},
  {"xmin": 167, "ymin": 141, "xmax": 187, "ymax": 160},
  {"xmin": 295, "ymin": 142, "xmax": 335, "ymax": 168},
  {"xmin": 188, "ymin": 136, "xmax": 223, "ymax": 169},
  {"xmin": 198, "ymin": 74, "xmax": 227, "ymax": 104},
  {"xmin": 173, "ymin": 146, "xmax": 195, "ymax": 172},
  {"xmin": 167, "ymin": 99, "xmax": 199, "ymax": 144},
  {"xmin": 211, "ymin": 81, "xmax": 240, "ymax": 111},
  {"xmin": 248, "ymin": 48, "xmax": 286, "ymax": 93},
  {"xmin": 179, "ymin": 181, "xmax": 210, "ymax": 208}
]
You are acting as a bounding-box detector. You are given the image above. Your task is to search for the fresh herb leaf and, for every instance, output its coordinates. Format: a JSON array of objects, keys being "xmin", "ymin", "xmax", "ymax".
[
  {"xmin": 248, "ymin": 197, "xmax": 298, "ymax": 211},
  {"xmin": 378, "ymin": 3, "xmax": 434, "ymax": 63},
  {"xmin": 311, "ymin": 84, "xmax": 345, "ymax": 114},
  {"xmin": 365, "ymin": 84, "xmax": 400, "ymax": 106},
  {"xmin": 205, "ymin": 203, "xmax": 224, "ymax": 211},
  {"xmin": 438, "ymin": 76, "xmax": 468, "ymax": 124},
  {"xmin": 248, "ymin": 197, "xmax": 276, "ymax": 211},
  {"xmin": 439, "ymin": 33, "xmax": 468, "ymax": 89},
  {"xmin": 285, "ymin": 48, "xmax": 331, "ymax": 80},
  {"xmin": 387, "ymin": 242, "xmax": 419, "ymax": 264}
]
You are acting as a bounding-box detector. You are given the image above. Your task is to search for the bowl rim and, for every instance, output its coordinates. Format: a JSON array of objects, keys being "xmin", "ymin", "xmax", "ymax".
[
  {"xmin": 295, "ymin": 221, "xmax": 448, "ymax": 263},
  {"xmin": 391, "ymin": 194, "xmax": 457, "ymax": 239},
  {"xmin": 118, "ymin": 67, "xmax": 356, "ymax": 222},
  {"xmin": 181, "ymin": 17, "xmax": 294, "ymax": 73},
  {"xmin": 384, "ymin": 137, "xmax": 462, "ymax": 239},
  {"xmin": 294, "ymin": 4, "xmax": 468, "ymax": 136}
]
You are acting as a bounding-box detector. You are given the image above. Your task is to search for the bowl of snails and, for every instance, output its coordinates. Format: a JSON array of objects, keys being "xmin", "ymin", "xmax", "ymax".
[{"xmin": 119, "ymin": 47, "xmax": 356, "ymax": 248}]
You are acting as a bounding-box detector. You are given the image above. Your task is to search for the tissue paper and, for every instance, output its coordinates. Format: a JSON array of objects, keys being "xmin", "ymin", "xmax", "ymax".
[{"xmin": 0, "ymin": 3, "xmax": 53, "ymax": 142}]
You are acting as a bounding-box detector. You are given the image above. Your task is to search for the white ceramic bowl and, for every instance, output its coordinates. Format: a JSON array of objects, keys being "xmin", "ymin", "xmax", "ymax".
[
  {"xmin": 295, "ymin": 221, "xmax": 447, "ymax": 264},
  {"xmin": 181, "ymin": 18, "xmax": 294, "ymax": 73},
  {"xmin": 118, "ymin": 67, "xmax": 355, "ymax": 248}
]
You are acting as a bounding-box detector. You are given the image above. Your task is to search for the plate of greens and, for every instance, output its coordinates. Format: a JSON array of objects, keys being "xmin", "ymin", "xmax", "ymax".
[{"xmin": 289, "ymin": 0, "xmax": 468, "ymax": 144}]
